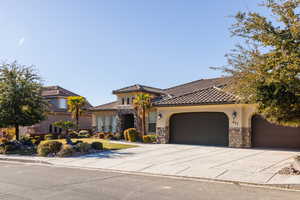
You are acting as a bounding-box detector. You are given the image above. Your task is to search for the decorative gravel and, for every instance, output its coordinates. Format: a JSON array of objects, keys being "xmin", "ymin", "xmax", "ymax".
[{"xmin": 278, "ymin": 166, "xmax": 300, "ymax": 176}]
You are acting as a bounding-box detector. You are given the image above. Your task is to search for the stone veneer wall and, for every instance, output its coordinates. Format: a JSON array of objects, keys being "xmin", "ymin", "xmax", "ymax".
[
  {"xmin": 156, "ymin": 126, "xmax": 251, "ymax": 147},
  {"xmin": 116, "ymin": 109, "xmax": 139, "ymax": 133},
  {"xmin": 228, "ymin": 127, "xmax": 251, "ymax": 148},
  {"xmin": 156, "ymin": 127, "xmax": 169, "ymax": 144}
]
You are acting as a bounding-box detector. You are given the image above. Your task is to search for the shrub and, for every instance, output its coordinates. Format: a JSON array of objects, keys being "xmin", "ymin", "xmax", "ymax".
[
  {"xmin": 104, "ymin": 133, "xmax": 114, "ymax": 140},
  {"xmin": 124, "ymin": 128, "xmax": 139, "ymax": 142},
  {"xmin": 37, "ymin": 141, "xmax": 63, "ymax": 157},
  {"xmin": 0, "ymin": 138, "xmax": 8, "ymax": 145},
  {"xmin": 143, "ymin": 135, "xmax": 157, "ymax": 143},
  {"xmin": 69, "ymin": 132, "xmax": 78, "ymax": 138},
  {"xmin": 58, "ymin": 134, "xmax": 66, "ymax": 139},
  {"xmin": 98, "ymin": 132, "xmax": 105, "ymax": 139},
  {"xmin": 75, "ymin": 142, "xmax": 92, "ymax": 153},
  {"xmin": 77, "ymin": 130, "xmax": 90, "ymax": 138},
  {"xmin": 20, "ymin": 135, "xmax": 33, "ymax": 146},
  {"xmin": 57, "ymin": 145, "xmax": 76, "ymax": 157},
  {"xmin": 123, "ymin": 131, "xmax": 129, "ymax": 141},
  {"xmin": 114, "ymin": 132, "xmax": 122, "ymax": 140},
  {"xmin": 0, "ymin": 141, "xmax": 21, "ymax": 154},
  {"xmin": 73, "ymin": 140, "xmax": 83, "ymax": 145},
  {"xmin": 91, "ymin": 142, "xmax": 103, "ymax": 150},
  {"xmin": 44, "ymin": 134, "xmax": 55, "ymax": 140}
]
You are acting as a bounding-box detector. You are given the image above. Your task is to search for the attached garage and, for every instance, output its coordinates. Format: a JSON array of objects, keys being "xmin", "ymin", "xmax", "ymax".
[
  {"xmin": 169, "ymin": 112, "xmax": 229, "ymax": 146},
  {"xmin": 252, "ymin": 115, "xmax": 300, "ymax": 149}
]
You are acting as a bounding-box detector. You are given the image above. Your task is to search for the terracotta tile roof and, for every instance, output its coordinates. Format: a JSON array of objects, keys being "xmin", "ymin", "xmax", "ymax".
[
  {"xmin": 90, "ymin": 101, "xmax": 119, "ymax": 111},
  {"xmin": 43, "ymin": 86, "xmax": 93, "ymax": 109},
  {"xmin": 164, "ymin": 77, "xmax": 231, "ymax": 97},
  {"xmin": 113, "ymin": 84, "xmax": 165, "ymax": 95},
  {"xmin": 153, "ymin": 86, "xmax": 237, "ymax": 106},
  {"xmin": 42, "ymin": 86, "xmax": 80, "ymax": 97}
]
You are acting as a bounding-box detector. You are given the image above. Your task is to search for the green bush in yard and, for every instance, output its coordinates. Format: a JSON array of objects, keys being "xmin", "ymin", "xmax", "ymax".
[
  {"xmin": 44, "ymin": 134, "xmax": 55, "ymax": 140},
  {"xmin": 0, "ymin": 143, "xmax": 19, "ymax": 154},
  {"xmin": 75, "ymin": 142, "xmax": 92, "ymax": 153},
  {"xmin": 57, "ymin": 145, "xmax": 76, "ymax": 157},
  {"xmin": 77, "ymin": 130, "xmax": 90, "ymax": 138},
  {"xmin": 123, "ymin": 128, "xmax": 139, "ymax": 142},
  {"xmin": 104, "ymin": 133, "xmax": 114, "ymax": 140},
  {"xmin": 143, "ymin": 135, "xmax": 157, "ymax": 143},
  {"xmin": 37, "ymin": 141, "xmax": 63, "ymax": 157},
  {"xmin": 69, "ymin": 132, "xmax": 78, "ymax": 138},
  {"xmin": 91, "ymin": 142, "xmax": 103, "ymax": 150},
  {"xmin": 0, "ymin": 138, "xmax": 8, "ymax": 145}
]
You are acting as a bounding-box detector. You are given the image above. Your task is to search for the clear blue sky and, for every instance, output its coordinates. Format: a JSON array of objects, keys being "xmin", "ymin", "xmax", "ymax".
[{"xmin": 0, "ymin": 0, "xmax": 265, "ymax": 106}]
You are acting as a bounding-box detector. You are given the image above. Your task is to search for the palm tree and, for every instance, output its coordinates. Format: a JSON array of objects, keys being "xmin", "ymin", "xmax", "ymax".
[
  {"xmin": 67, "ymin": 96, "xmax": 87, "ymax": 131},
  {"xmin": 133, "ymin": 93, "xmax": 152, "ymax": 138}
]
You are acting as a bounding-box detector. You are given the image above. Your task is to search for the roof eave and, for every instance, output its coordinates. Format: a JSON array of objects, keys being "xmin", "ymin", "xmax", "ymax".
[
  {"xmin": 153, "ymin": 101, "xmax": 237, "ymax": 107},
  {"xmin": 112, "ymin": 90, "xmax": 164, "ymax": 95}
]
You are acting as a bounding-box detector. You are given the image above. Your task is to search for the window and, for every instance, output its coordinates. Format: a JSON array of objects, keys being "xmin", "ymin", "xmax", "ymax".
[
  {"xmin": 127, "ymin": 97, "xmax": 130, "ymax": 105},
  {"xmin": 58, "ymin": 98, "xmax": 67, "ymax": 109},
  {"xmin": 122, "ymin": 98, "xmax": 125, "ymax": 105},
  {"xmin": 54, "ymin": 127, "xmax": 57, "ymax": 133},
  {"xmin": 97, "ymin": 115, "xmax": 117, "ymax": 133},
  {"xmin": 148, "ymin": 112, "xmax": 157, "ymax": 133},
  {"xmin": 49, "ymin": 125, "xmax": 53, "ymax": 133}
]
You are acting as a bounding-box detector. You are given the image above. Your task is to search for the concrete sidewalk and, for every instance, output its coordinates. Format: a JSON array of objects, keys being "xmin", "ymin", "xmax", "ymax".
[{"xmin": 1, "ymin": 143, "xmax": 300, "ymax": 186}]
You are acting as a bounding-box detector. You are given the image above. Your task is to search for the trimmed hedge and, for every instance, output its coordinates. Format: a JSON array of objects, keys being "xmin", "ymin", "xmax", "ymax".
[
  {"xmin": 57, "ymin": 145, "xmax": 76, "ymax": 157},
  {"xmin": 123, "ymin": 128, "xmax": 139, "ymax": 142},
  {"xmin": 75, "ymin": 142, "xmax": 92, "ymax": 153},
  {"xmin": 37, "ymin": 141, "xmax": 63, "ymax": 157},
  {"xmin": 44, "ymin": 134, "xmax": 57, "ymax": 140},
  {"xmin": 143, "ymin": 135, "xmax": 157, "ymax": 143},
  {"xmin": 91, "ymin": 142, "xmax": 103, "ymax": 150}
]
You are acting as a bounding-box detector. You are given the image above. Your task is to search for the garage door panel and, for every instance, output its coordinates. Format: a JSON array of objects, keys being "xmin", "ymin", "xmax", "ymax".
[
  {"xmin": 252, "ymin": 115, "xmax": 300, "ymax": 148},
  {"xmin": 170, "ymin": 112, "xmax": 229, "ymax": 146}
]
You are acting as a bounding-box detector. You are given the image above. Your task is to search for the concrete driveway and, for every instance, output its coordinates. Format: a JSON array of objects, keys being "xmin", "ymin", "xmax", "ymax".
[
  {"xmin": 1, "ymin": 143, "xmax": 300, "ymax": 185},
  {"xmin": 41, "ymin": 143, "xmax": 300, "ymax": 185}
]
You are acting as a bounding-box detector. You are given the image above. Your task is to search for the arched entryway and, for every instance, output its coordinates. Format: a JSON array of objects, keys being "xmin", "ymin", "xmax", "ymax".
[
  {"xmin": 251, "ymin": 115, "xmax": 300, "ymax": 149},
  {"xmin": 122, "ymin": 114, "xmax": 135, "ymax": 132},
  {"xmin": 169, "ymin": 112, "xmax": 229, "ymax": 146}
]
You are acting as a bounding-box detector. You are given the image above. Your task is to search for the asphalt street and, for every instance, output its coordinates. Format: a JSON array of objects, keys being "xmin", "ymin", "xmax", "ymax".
[{"xmin": 0, "ymin": 161, "xmax": 299, "ymax": 200}]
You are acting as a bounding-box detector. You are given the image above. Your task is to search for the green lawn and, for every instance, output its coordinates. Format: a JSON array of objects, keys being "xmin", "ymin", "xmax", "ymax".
[{"xmin": 45, "ymin": 138, "xmax": 138, "ymax": 150}]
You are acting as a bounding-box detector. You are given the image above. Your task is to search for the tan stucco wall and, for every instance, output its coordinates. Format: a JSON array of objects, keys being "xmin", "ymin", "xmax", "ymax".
[
  {"xmin": 116, "ymin": 92, "xmax": 159, "ymax": 106},
  {"xmin": 156, "ymin": 104, "xmax": 257, "ymax": 129}
]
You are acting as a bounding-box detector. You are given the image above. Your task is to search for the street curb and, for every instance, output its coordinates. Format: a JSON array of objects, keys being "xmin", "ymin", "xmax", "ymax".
[
  {"xmin": 1, "ymin": 157, "xmax": 299, "ymax": 191},
  {"xmin": 0, "ymin": 157, "xmax": 52, "ymax": 165},
  {"xmin": 50, "ymin": 164, "xmax": 300, "ymax": 192}
]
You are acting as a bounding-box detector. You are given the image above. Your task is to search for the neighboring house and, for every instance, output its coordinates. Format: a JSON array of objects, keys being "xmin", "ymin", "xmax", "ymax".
[
  {"xmin": 20, "ymin": 86, "xmax": 92, "ymax": 136},
  {"xmin": 91, "ymin": 77, "xmax": 300, "ymax": 149}
]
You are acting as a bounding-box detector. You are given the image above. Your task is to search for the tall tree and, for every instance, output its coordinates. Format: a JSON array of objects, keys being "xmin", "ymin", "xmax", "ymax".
[
  {"xmin": 0, "ymin": 61, "xmax": 46, "ymax": 140},
  {"xmin": 67, "ymin": 96, "xmax": 87, "ymax": 131},
  {"xmin": 133, "ymin": 93, "xmax": 152, "ymax": 137},
  {"xmin": 215, "ymin": 0, "xmax": 300, "ymax": 127}
]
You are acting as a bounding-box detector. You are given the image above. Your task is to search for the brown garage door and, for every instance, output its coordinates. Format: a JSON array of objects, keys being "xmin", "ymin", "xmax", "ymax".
[
  {"xmin": 252, "ymin": 115, "xmax": 300, "ymax": 149},
  {"xmin": 170, "ymin": 112, "xmax": 229, "ymax": 146}
]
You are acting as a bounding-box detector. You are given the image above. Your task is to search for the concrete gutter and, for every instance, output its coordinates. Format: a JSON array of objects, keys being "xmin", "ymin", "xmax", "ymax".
[{"xmin": 0, "ymin": 157, "xmax": 52, "ymax": 165}]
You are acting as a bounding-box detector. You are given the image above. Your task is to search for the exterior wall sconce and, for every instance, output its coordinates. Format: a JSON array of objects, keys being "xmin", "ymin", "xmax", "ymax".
[
  {"xmin": 158, "ymin": 113, "xmax": 163, "ymax": 119},
  {"xmin": 232, "ymin": 111, "xmax": 237, "ymax": 120}
]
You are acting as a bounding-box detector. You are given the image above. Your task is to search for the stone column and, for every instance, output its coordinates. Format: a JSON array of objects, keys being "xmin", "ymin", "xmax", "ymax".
[
  {"xmin": 156, "ymin": 127, "xmax": 169, "ymax": 144},
  {"xmin": 229, "ymin": 127, "xmax": 251, "ymax": 148}
]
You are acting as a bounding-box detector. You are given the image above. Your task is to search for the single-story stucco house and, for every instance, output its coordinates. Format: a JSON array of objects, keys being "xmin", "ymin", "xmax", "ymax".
[{"xmin": 91, "ymin": 77, "xmax": 300, "ymax": 149}]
